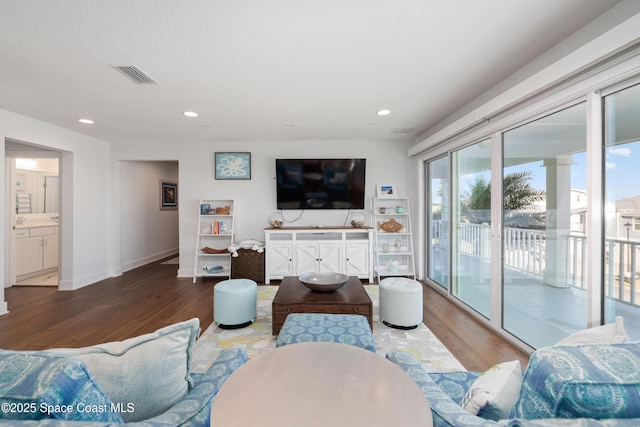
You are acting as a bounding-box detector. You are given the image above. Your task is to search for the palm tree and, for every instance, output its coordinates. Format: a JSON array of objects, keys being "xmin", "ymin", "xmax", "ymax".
[
  {"xmin": 503, "ymin": 171, "xmax": 546, "ymax": 211},
  {"xmin": 462, "ymin": 171, "xmax": 546, "ymax": 222}
]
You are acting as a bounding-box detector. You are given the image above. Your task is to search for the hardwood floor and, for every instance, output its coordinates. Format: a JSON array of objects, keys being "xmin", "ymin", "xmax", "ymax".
[
  {"xmin": 0, "ymin": 259, "xmax": 212, "ymax": 350},
  {"xmin": 0, "ymin": 258, "xmax": 528, "ymax": 371},
  {"xmin": 422, "ymin": 284, "xmax": 530, "ymax": 371}
]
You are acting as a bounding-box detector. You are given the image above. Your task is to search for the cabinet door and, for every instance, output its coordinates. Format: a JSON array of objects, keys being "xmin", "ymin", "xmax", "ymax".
[
  {"xmin": 318, "ymin": 244, "xmax": 342, "ymax": 273},
  {"xmin": 268, "ymin": 244, "xmax": 295, "ymax": 277},
  {"xmin": 345, "ymin": 243, "xmax": 369, "ymax": 276},
  {"xmin": 16, "ymin": 236, "xmax": 43, "ymax": 276},
  {"xmin": 296, "ymin": 244, "xmax": 320, "ymax": 273},
  {"xmin": 43, "ymin": 234, "xmax": 59, "ymax": 270}
]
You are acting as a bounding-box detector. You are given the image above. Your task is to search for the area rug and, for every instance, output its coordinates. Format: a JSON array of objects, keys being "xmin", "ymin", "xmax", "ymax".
[
  {"xmin": 192, "ymin": 285, "xmax": 465, "ymax": 374},
  {"xmin": 161, "ymin": 256, "xmax": 179, "ymax": 264}
]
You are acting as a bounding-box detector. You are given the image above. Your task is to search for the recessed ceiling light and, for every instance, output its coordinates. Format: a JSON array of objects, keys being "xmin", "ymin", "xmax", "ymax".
[
  {"xmin": 183, "ymin": 111, "xmax": 198, "ymax": 118},
  {"xmin": 376, "ymin": 109, "xmax": 391, "ymax": 116},
  {"xmin": 78, "ymin": 118, "xmax": 95, "ymax": 124}
]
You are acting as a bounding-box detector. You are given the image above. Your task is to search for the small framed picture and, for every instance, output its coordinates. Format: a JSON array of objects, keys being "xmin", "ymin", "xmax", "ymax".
[
  {"xmin": 377, "ymin": 184, "xmax": 396, "ymax": 197},
  {"xmin": 160, "ymin": 180, "xmax": 178, "ymax": 210},
  {"xmin": 215, "ymin": 152, "xmax": 251, "ymax": 180}
]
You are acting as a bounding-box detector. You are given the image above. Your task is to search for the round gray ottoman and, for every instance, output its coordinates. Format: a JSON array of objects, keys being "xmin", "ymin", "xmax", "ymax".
[{"xmin": 213, "ymin": 278, "xmax": 257, "ymax": 329}]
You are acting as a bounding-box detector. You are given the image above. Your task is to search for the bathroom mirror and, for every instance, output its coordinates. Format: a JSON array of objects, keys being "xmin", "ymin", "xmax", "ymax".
[{"xmin": 15, "ymin": 169, "xmax": 59, "ymax": 215}]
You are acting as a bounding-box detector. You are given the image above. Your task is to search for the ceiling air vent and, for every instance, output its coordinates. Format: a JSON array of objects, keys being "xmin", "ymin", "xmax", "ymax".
[
  {"xmin": 392, "ymin": 128, "xmax": 414, "ymax": 134},
  {"xmin": 113, "ymin": 65, "xmax": 158, "ymax": 84}
]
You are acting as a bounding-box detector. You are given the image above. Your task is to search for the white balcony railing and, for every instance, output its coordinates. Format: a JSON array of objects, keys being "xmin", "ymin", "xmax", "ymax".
[{"xmin": 431, "ymin": 221, "xmax": 640, "ymax": 308}]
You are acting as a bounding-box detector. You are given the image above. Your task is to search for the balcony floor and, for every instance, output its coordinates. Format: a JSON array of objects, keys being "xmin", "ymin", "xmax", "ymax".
[{"xmin": 432, "ymin": 259, "xmax": 639, "ymax": 349}]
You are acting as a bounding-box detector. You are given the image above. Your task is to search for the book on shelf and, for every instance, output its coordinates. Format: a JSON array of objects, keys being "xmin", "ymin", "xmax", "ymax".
[{"xmin": 211, "ymin": 220, "xmax": 224, "ymax": 235}]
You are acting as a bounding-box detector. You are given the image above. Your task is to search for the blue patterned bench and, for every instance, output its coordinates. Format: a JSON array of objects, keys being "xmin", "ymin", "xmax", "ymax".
[{"xmin": 275, "ymin": 313, "xmax": 375, "ymax": 352}]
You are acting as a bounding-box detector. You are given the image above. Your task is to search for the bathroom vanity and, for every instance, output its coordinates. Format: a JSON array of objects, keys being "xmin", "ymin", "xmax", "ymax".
[{"xmin": 14, "ymin": 220, "xmax": 59, "ymax": 279}]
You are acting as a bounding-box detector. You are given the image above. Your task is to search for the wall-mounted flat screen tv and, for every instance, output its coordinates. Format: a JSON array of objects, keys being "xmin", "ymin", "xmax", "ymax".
[{"xmin": 276, "ymin": 158, "xmax": 366, "ymax": 209}]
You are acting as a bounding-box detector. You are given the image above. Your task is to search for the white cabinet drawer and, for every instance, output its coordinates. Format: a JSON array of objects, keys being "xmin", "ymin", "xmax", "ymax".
[
  {"xmin": 30, "ymin": 226, "xmax": 56, "ymax": 237},
  {"xmin": 15, "ymin": 229, "xmax": 29, "ymax": 239}
]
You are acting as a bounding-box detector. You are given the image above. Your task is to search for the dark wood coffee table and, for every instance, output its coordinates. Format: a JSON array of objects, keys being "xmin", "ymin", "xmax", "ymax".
[{"xmin": 272, "ymin": 276, "xmax": 373, "ymax": 335}]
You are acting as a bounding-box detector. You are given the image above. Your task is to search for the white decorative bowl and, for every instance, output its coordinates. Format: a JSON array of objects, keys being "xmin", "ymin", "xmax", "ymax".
[
  {"xmin": 203, "ymin": 265, "xmax": 224, "ymax": 274},
  {"xmin": 298, "ymin": 272, "xmax": 349, "ymax": 292}
]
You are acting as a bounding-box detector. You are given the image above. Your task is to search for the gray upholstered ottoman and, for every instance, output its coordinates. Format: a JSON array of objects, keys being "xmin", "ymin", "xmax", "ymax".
[
  {"xmin": 275, "ymin": 313, "xmax": 375, "ymax": 352},
  {"xmin": 213, "ymin": 278, "xmax": 257, "ymax": 329}
]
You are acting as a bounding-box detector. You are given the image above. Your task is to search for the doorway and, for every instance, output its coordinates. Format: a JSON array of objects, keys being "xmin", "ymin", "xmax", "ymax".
[{"xmin": 5, "ymin": 140, "xmax": 61, "ymax": 288}]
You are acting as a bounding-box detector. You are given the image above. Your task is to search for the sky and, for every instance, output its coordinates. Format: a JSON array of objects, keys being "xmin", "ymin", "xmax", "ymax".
[
  {"xmin": 470, "ymin": 141, "xmax": 640, "ymax": 200},
  {"xmin": 520, "ymin": 142, "xmax": 639, "ymax": 202},
  {"xmin": 432, "ymin": 140, "xmax": 639, "ymax": 205},
  {"xmin": 604, "ymin": 142, "xmax": 638, "ymax": 201}
]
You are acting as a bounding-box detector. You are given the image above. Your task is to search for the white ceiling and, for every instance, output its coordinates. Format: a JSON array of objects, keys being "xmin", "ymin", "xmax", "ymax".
[{"xmin": 0, "ymin": 0, "xmax": 622, "ymax": 145}]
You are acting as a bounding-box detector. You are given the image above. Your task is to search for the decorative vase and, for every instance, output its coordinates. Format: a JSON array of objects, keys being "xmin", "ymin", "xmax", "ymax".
[
  {"xmin": 349, "ymin": 213, "xmax": 365, "ymax": 228},
  {"xmin": 268, "ymin": 212, "xmax": 284, "ymax": 228}
]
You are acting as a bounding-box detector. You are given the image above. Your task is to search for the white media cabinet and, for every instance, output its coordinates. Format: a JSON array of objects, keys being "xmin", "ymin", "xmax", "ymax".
[{"xmin": 264, "ymin": 226, "xmax": 374, "ymax": 284}]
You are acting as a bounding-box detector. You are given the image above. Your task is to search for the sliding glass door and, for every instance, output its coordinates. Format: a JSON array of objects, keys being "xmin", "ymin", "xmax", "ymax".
[
  {"xmin": 426, "ymin": 156, "xmax": 449, "ymax": 290},
  {"xmin": 421, "ymin": 72, "xmax": 640, "ymax": 350},
  {"xmin": 604, "ymin": 83, "xmax": 640, "ymax": 340},
  {"xmin": 502, "ymin": 103, "xmax": 588, "ymax": 348},
  {"xmin": 451, "ymin": 140, "xmax": 492, "ymax": 318}
]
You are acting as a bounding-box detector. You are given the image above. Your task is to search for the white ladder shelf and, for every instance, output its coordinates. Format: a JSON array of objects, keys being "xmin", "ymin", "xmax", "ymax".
[
  {"xmin": 193, "ymin": 199, "xmax": 235, "ymax": 283},
  {"xmin": 372, "ymin": 197, "xmax": 416, "ymax": 281}
]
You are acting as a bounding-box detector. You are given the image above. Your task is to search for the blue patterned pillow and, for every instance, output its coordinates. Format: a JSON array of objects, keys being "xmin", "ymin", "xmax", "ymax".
[
  {"xmin": 511, "ymin": 343, "xmax": 640, "ymax": 420},
  {"xmin": 0, "ymin": 350, "xmax": 122, "ymax": 422}
]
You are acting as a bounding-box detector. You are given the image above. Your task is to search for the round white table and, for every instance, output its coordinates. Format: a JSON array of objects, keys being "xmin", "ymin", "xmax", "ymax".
[{"xmin": 210, "ymin": 342, "xmax": 433, "ymax": 427}]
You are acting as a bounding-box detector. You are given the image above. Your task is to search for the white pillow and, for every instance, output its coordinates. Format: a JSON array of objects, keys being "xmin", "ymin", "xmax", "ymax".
[
  {"xmin": 51, "ymin": 318, "xmax": 200, "ymax": 422},
  {"xmin": 555, "ymin": 316, "xmax": 629, "ymax": 346},
  {"xmin": 460, "ymin": 360, "xmax": 522, "ymax": 421}
]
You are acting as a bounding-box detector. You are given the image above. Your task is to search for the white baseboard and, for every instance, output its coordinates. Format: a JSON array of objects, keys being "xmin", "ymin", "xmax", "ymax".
[
  {"xmin": 0, "ymin": 301, "xmax": 8, "ymax": 316},
  {"xmin": 120, "ymin": 248, "xmax": 178, "ymax": 273},
  {"xmin": 177, "ymin": 268, "xmax": 194, "ymax": 278}
]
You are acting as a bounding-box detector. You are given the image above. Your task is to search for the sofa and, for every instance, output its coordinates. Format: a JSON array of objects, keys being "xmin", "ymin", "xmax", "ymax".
[
  {"xmin": 388, "ymin": 341, "xmax": 640, "ymax": 427},
  {"xmin": 0, "ymin": 318, "xmax": 247, "ymax": 426}
]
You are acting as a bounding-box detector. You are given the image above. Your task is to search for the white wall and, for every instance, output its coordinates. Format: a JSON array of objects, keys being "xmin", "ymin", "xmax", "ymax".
[
  {"xmin": 1, "ymin": 109, "xmax": 112, "ymax": 314},
  {"xmin": 0, "ymin": 104, "xmax": 414, "ymax": 319},
  {"xmin": 119, "ymin": 161, "xmax": 179, "ymax": 272},
  {"xmin": 112, "ymin": 139, "xmax": 415, "ymax": 278}
]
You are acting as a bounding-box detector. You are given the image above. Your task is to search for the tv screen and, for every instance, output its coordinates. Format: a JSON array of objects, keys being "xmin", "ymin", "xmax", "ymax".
[{"xmin": 276, "ymin": 159, "xmax": 366, "ymax": 210}]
